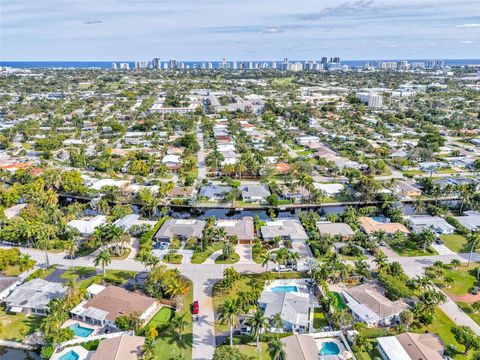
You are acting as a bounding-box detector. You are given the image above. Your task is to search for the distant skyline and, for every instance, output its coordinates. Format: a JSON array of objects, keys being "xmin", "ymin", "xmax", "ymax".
[{"xmin": 1, "ymin": 0, "xmax": 480, "ymax": 61}]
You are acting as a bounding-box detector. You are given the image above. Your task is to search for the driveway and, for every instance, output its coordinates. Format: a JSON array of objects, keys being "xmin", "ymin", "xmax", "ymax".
[
  {"xmin": 44, "ymin": 268, "xmax": 67, "ymax": 284},
  {"xmin": 196, "ymin": 123, "xmax": 207, "ymax": 180},
  {"xmin": 292, "ymin": 241, "xmax": 314, "ymax": 271},
  {"xmin": 235, "ymin": 244, "xmax": 252, "ymax": 263}
]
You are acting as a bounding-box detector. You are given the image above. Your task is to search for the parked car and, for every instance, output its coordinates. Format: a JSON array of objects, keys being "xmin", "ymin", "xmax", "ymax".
[
  {"xmin": 153, "ymin": 242, "xmax": 169, "ymax": 250},
  {"xmin": 273, "ymin": 265, "xmax": 288, "ymax": 272},
  {"xmin": 469, "ymin": 286, "xmax": 480, "ymax": 295},
  {"xmin": 193, "ymin": 300, "xmax": 199, "ymax": 315}
]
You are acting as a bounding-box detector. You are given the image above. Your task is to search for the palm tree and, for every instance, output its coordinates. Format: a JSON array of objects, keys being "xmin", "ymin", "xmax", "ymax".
[
  {"xmin": 64, "ymin": 237, "xmax": 78, "ymax": 269},
  {"xmin": 269, "ymin": 313, "xmax": 284, "ymax": 331},
  {"xmin": 18, "ymin": 254, "xmax": 35, "ymax": 275},
  {"xmin": 94, "ymin": 249, "xmax": 111, "ymax": 277},
  {"xmin": 274, "ymin": 247, "xmax": 289, "ymax": 266},
  {"xmin": 260, "ymin": 252, "xmax": 271, "ymax": 271},
  {"xmin": 418, "ymin": 229, "xmax": 435, "ymax": 252},
  {"xmin": 170, "ymin": 314, "xmax": 188, "ymax": 341},
  {"xmin": 268, "ymin": 336, "xmax": 286, "ymax": 360},
  {"xmin": 222, "ymin": 241, "xmax": 234, "ymax": 260},
  {"xmin": 373, "ymin": 251, "xmax": 388, "ymax": 271},
  {"xmin": 218, "ymin": 298, "xmax": 243, "ymax": 346},
  {"xmin": 142, "ymin": 338, "xmax": 156, "ymax": 360},
  {"xmin": 467, "ymin": 233, "xmax": 480, "ymax": 267},
  {"xmin": 245, "ymin": 307, "xmax": 269, "ymax": 347}
]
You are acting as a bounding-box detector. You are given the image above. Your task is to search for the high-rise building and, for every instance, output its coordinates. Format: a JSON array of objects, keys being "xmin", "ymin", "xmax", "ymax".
[
  {"xmin": 356, "ymin": 92, "xmax": 383, "ymax": 108},
  {"xmin": 152, "ymin": 58, "xmax": 161, "ymax": 69},
  {"xmin": 111, "ymin": 63, "xmax": 117, "ymax": 70},
  {"xmin": 169, "ymin": 59, "xmax": 177, "ymax": 71},
  {"xmin": 321, "ymin": 57, "xmax": 328, "ymax": 67},
  {"xmin": 426, "ymin": 60, "xmax": 445, "ymax": 69},
  {"xmin": 119, "ymin": 62, "xmax": 130, "ymax": 70},
  {"xmin": 136, "ymin": 61, "xmax": 148, "ymax": 69}
]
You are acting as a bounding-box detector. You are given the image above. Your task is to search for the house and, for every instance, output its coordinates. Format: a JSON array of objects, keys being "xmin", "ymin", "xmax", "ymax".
[
  {"xmin": 71, "ymin": 285, "xmax": 160, "ymax": 328},
  {"xmin": 377, "ymin": 332, "xmax": 444, "ymax": 360},
  {"xmin": 261, "ymin": 219, "xmax": 308, "ymax": 242},
  {"xmin": 91, "ymin": 335, "xmax": 145, "ymax": 360},
  {"xmin": 4, "ymin": 279, "xmax": 67, "ymax": 316},
  {"xmin": 259, "ymin": 290, "xmax": 318, "ymax": 333},
  {"xmin": 358, "ymin": 217, "xmax": 409, "ymax": 235},
  {"xmin": 239, "ymin": 185, "xmax": 270, "ymax": 203},
  {"xmin": 454, "ymin": 211, "xmax": 480, "ymax": 232},
  {"xmin": 396, "ymin": 181, "xmax": 422, "ymax": 198},
  {"xmin": 316, "ymin": 222, "xmax": 355, "ymax": 239},
  {"xmin": 67, "ymin": 215, "xmax": 107, "ymax": 236},
  {"xmin": 113, "ymin": 214, "xmax": 141, "ymax": 232},
  {"xmin": 407, "ymin": 215, "xmax": 455, "ymax": 234},
  {"xmin": 198, "ymin": 185, "xmax": 232, "ymax": 201},
  {"xmin": 343, "ymin": 283, "xmax": 409, "ymax": 327},
  {"xmin": 215, "ymin": 217, "xmax": 255, "ymax": 244},
  {"xmin": 313, "ymin": 183, "xmax": 344, "ymax": 197},
  {"xmin": 3, "ymin": 203, "xmax": 27, "ymax": 219},
  {"xmin": 279, "ymin": 185, "xmax": 310, "ymax": 203},
  {"xmin": 170, "ymin": 185, "xmax": 195, "ymax": 199},
  {"xmin": 154, "ymin": 219, "xmax": 206, "ymax": 242},
  {"xmin": 0, "ymin": 276, "xmax": 20, "ymax": 301},
  {"xmin": 281, "ymin": 334, "xmax": 320, "ymax": 360},
  {"xmin": 161, "ymin": 154, "xmax": 182, "ymax": 168}
]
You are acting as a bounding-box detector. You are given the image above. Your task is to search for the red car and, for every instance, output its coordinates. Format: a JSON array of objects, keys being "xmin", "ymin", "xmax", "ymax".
[{"xmin": 193, "ymin": 300, "xmax": 199, "ymax": 315}]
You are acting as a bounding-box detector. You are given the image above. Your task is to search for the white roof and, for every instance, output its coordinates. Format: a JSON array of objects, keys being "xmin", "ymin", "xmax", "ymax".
[
  {"xmin": 377, "ymin": 336, "xmax": 412, "ymax": 360},
  {"xmin": 90, "ymin": 179, "xmax": 130, "ymax": 190},
  {"xmin": 313, "ymin": 183, "xmax": 344, "ymax": 195},
  {"xmin": 162, "ymin": 154, "xmax": 181, "ymax": 164},
  {"xmin": 68, "ymin": 215, "xmax": 107, "ymax": 235},
  {"xmin": 4, "ymin": 203, "xmax": 27, "ymax": 219},
  {"xmin": 87, "ymin": 284, "xmax": 106, "ymax": 296}
]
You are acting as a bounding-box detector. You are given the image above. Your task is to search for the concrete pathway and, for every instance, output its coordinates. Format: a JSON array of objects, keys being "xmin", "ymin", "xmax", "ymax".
[
  {"xmin": 196, "ymin": 122, "xmax": 207, "ymax": 180},
  {"xmin": 203, "ymin": 250, "xmax": 223, "ymax": 264}
]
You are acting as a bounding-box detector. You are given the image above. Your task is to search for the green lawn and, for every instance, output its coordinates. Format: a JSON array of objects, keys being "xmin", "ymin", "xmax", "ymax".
[
  {"xmin": 61, "ymin": 267, "xmax": 136, "ymax": 289},
  {"xmin": 235, "ymin": 343, "xmax": 272, "ymax": 360},
  {"xmin": 428, "ymin": 264, "xmax": 479, "ymax": 296},
  {"xmin": 441, "ymin": 234, "xmax": 469, "ymax": 253},
  {"xmin": 163, "ymin": 253, "xmax": 183, "ymax": 264},
  {"xmin": 414, "ymin": 308, "xmax": 468, "ymax": 359},
  {"xmin": 146, "ymin": 307, "xmax": 174, "ymax": 331},
  {"xmin": 2, "ymin": 265, "xmax": 24, "ymax": 277},
  {"xmin": 457, "ymin": 302, "xmax": 480, "ymax": 326},
  {"xmin": 153, "ymin": 281, "xmax": 193, "ymax": 360},
  {"xmin": 332, "ymin": 292, "xmax": 346, "ymax": 310},
  {"xmin": 191, "ymin": 243, "xmax": 223, "ymax": 264},
  {"xmin": 215, "ymin": 253, "xmax": 240, "ymax": 264},
  {"xmin": 0, "ymin": 306, "xmax": 43, "ymax": 341},
  {"xmin": 389, "ymin": 242, "xmax": 438, "ymax": 257},
  {"xmin": 313, "ymin": 308, "xmax": 329, "ymax": 330}
]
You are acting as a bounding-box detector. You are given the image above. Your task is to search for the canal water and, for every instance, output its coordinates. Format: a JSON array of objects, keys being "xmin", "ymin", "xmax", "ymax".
[{"xmin": 0, "ymin": 348, "xmax": 40, "ymax": 360}]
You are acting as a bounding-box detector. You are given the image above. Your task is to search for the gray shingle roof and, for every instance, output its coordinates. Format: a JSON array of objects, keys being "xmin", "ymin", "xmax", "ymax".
[
  {"xmin": 154, "ymin": 219, "xmax": 206, "ymax": 240},
  {"xmin": 4, "ymin": 279, "xmax": 66, "ymax": 310}
]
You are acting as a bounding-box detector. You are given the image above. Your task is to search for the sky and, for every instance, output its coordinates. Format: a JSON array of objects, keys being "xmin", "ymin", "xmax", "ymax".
[{"xmin": 1, "ymin": 0, "xmax": 480, "ymax": 61}]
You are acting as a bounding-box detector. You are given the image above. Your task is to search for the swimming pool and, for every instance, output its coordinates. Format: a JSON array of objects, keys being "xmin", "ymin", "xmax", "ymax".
[
  {"xmin": 320, "ymin": 341, "xmax": 340, "ymax": 356},
  {"xmin": 271, "ymin": 285, "xmax": 298, "ymax": 293},
  {"xmin": 59, "ymin": 350, "xmax": 80, "ymax": 360},
  {"xmin": 69, "ymin": 323, "xmax": 94, "ymax": 337}
]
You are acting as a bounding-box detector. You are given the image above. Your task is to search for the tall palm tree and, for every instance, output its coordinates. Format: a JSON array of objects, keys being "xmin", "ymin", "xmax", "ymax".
[
  {"xmin": 467, "ymin": 233, "xmax": 480, "ymax": 267},
  {"xmin": 274, "ymin": 247, "xmax": 289, "ymax": 266},
  {"xmin": 268, "ymin": 336, "xmax": 286, "ymax": 360},
  {"xmin": 373, "ymin": 251, "xmax": 388, "ymax": 271},
  {"xmin": 269, "ymin": 313, "xmax": 284, "ymax": 331},
  {"xmin": 260, "ymin": 252, "xmax": 271, "ymax": 271},
  {"xmin": 170, "ymin": 314, "xmax": 188, "ymax": 341},
  {"xmin": 218, "ymin": 298, "xmax": 244, "ymax": 346},
  {"xmin": 94, "ymin": 249, "xmax": 111, "ymax": 277},
  {"xmin": 142, "ymin": 338, "xmax": 156, "ymax": 360},
  {"xmin": 245, "ymin": 307, "xmax": 269, "ymax": 347},
  {"xmin": 64, "ymin": 237, "xmax": 78, "ymax": 269}
]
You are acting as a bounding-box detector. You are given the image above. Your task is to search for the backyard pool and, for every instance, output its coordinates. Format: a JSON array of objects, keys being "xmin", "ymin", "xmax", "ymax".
[
  {"xmin": 271, "ymin": 285, "xmax": 298, "ymax": 293},
  {"xmin": 320, "ymin": 341, "xmax": 341, "ymax": 356},
  {"xmin": 69, "ymin": 323, "xmax": 94, "ymax": 337},
  {"xmin": 59, "ymin": 350, "xmax": 80, "ymax": 360}
]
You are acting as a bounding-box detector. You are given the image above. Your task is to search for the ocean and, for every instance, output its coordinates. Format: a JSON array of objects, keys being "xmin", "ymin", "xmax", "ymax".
[{"xmin": 1, "ymin": 59, "xmax": 479, "ymax": 69}]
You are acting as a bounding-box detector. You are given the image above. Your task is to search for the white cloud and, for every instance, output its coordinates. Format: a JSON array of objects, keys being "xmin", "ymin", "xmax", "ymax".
[
  {"xmin": 461, "ymin": 40, "xmax": 472, "ymax": 44},
  {"xmin": 457, "ymin": 23, "xmax": 480, "ymax": 28}
]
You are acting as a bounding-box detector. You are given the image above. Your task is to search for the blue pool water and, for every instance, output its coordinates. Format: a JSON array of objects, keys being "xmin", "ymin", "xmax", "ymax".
[
  {"xmin": 59, "ymin": 350, "xmax": 80, "ymax": 360},
  {"xmin": 320, "ymin": 342, "xmax": 341, "ymax": 356},
  {"xmin": 271, "ymin": 285, "xmax": 298, "ymax": 293},
  {"xmin": 69, "ymin": 323, "xmax": 94, "ymax": 337}
]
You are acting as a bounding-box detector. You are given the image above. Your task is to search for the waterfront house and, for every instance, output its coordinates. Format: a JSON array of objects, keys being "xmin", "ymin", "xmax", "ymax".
[
  {"xmin": 198, "ymin": 185, "xmax": 232, "ymax": 201},
  {"xmin": 407, "ymin": 215, "xmax": 455, "ymax": 234},
  {"xmin": 377, "ymin": 332, "xmax": 444, "ymax": 360},
  {"xmin": 4, "ymin": 279, "xmax": 67, "ymax": 316},
  {"xmin": 239, "ymin": 185, "xmax": 270, "ymax": 203},
  {"xmin": 67, "ymin": 215, "xmax": 107, "ymax": 236},
  {"xmin": 261, "ymin": 219, "xmax": 308, "ymax": 242},
  {"xmin": 154, "ymin": 219, "xmax": 206, "ymax": 242},
  {"xmin": 215, "ymin": 217, "xmax": 255, "ymax": 244},
  {"xmin": 316, "ymin": 222, "xmax": 355, "ymax": 239},
  {"xmin": 358, "ymin": 217, "xmax": 409, "ymax": 235},
  {"xmin": 454, "ymin": 211, "xmax": 480, "ymax": 232},
  {"xmin": 91, "ymin": 335, "xmax": 145, "ymax": 360}
]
